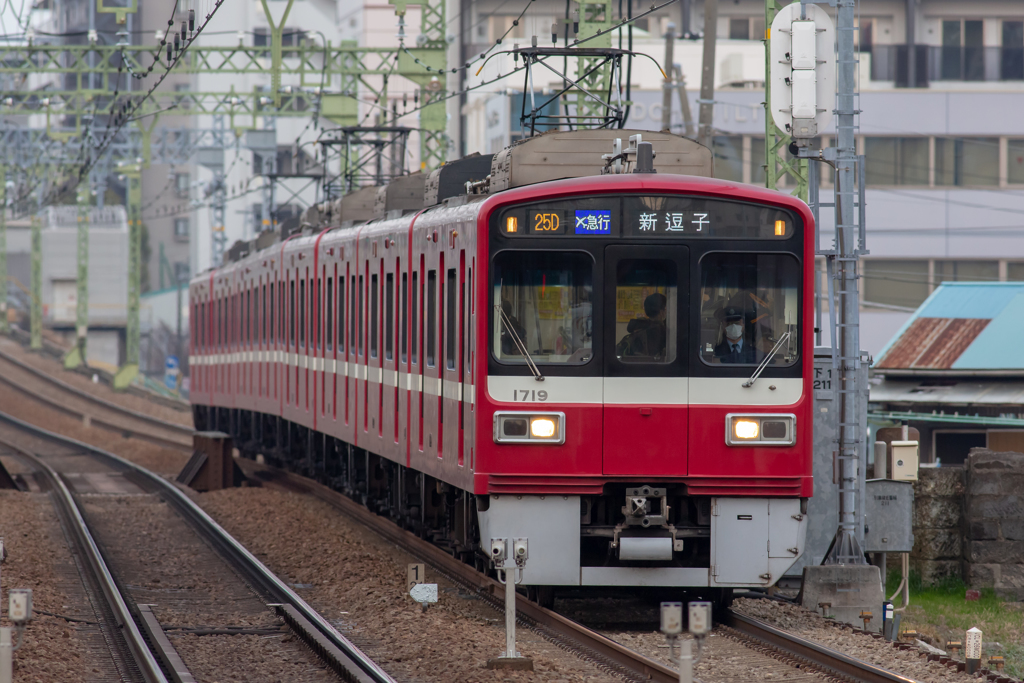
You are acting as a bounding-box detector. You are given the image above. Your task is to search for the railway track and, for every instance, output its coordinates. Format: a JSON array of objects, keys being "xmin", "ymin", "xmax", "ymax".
[
  {"xmin": 0, "ymin": 410, "xmax": 393, "ymax": 683},
  {"xmin": 0, "ymin": 347, "xmax": 194, "ymax": 453},
  {"xmin": 0, "ymin": 351, "xmax": 981, "ymax": 683},
  {"xmin": 240, "ymin": 460, "xmax": 940, "ymax": 683}
]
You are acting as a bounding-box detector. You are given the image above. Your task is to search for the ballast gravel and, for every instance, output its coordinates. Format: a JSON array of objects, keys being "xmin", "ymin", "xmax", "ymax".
[
  {"xmin": 0, "ymin": 336, "xmax": 192, "ymax": 427},
  {"xmin": 197, "ymin": 486, "xmax": 620, "ymax": 682},
  {"xmin": 731, "ymin": 597, "xmax": 982, "ymax": 682},
  {"xmin": 0, "ymin": 488, "xmax": 97, "ymax": 682}
]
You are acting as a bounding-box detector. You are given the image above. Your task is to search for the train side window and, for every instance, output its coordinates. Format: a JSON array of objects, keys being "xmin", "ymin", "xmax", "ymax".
[
  {"xmin": 385, "ymin": 272, "xmax": 394, "ymax": 361},
  {"xmin": 269, "ymin": 282, "xmax": 274, "ymax": 344},
  {"xmin": 338, "ymin": 275, "xmax": 346, "ymax": 352},
  {"xmin": 299, "ymin": 277, "xmax": 306, "ymax": 348},
  {"xmin": 698, "ymin": 252, "xmax": 801, "ymax": 367},
  {"xmin": 465, "ymin": 266, "xmax": 472, "ymax": 372},
  {"xmin": 315, "ymin": 276, "xmax": 322, "ymax": 350},
  {"xmin": 290, "ymin": 278, "xmax": 296, "ymax": 346},
  {"xmin": 263, "ymin": 283, "xmax": 268, "ymax": 344},
  {"xmin": 326, "ymin": 276, "xmax": 333, "ymax": 350},
  {"xmin": 351, "ymin": 275, "xmax": 358, "ymax": 352},
  {"xmin": 401, "ymin": 272, "xmax": 408, "ymax": 363},
  {"xmin": 426, "ymin": 270, "xmax": 437, "ymax": 367},
  {"xmin": 370, "ymin": 273, "xmax": 379, "ymax": 358},
  {"xmin": 411, "ymin": 271, "xmax": 419, "ymax": 364},
  {"xmin": 446, "ymin": 268, "xmax": 457, "ymax": 370},
  {"xmin": 246, "ymin": 289, "xmax": 252, "ymax": 347},
  {"xmin": 358, "ymin": 274, "xmax": 364, "ymax": 356}
]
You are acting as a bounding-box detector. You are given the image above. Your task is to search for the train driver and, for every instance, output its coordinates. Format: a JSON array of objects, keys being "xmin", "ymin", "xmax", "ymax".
[
  {"xmin": 714, "ymin": 304, "xmax": 758, "ymax": 364},
  {"xmin": 615, "ymin": 292, "xmax": 668, "ymax": 360}
]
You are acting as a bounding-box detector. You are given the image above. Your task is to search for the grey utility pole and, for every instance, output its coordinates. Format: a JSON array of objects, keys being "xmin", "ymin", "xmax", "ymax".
[
  {"xmin": 661, "ymin": 24, "xmax": 676, "ymax": 132},
  {"xmin": 827, "ymin": 0, "xmax": 866, "ymax": 565},
  {"xmin": 697, "ymin": 0, "xmax": 718, "ymax": 148}
]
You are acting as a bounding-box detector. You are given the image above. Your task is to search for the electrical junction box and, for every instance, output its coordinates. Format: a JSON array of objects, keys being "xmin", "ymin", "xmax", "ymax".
[
  {"xmin": 660, "ymin": 602, "xmax": 683, "ymax": 635},
  {"xmin": 890, "ymin": 441, "xmax": 920, "ymax": 482},
  {"xmin": 863, "ymin": 479, "xmax": 914, "ymax": 553},
  {"xmin": 9, "ymin": 588, "xmax": 31, "ymax": 624},
  {"xmin": 688, "ymin": 601, "xmax": 712, "ymax": 636}
]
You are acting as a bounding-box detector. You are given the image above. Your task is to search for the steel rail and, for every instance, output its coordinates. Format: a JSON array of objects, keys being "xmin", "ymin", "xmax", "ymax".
[
  {"xmin": 0, "ymin": 409, "xmax": 393, "ymax": 683},
  {"xmin": 0, "ymin": 434, "xmax": 170, "ymax": 683},
  {"xmin": 0, "ymin": 348, "xmax": 193, "ymax": 452},
  {"xmin": 239, "ymin": 460, "xmax": 681, "ymax": 683},
  {"xmin": 723, "ymin": 610, "xmax": 919, "ymax": 683}
]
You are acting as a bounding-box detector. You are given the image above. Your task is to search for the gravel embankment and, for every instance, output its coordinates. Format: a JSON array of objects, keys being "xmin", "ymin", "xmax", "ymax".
[
  {"xmin": 79, "ymin": 492, "xmax": 338, "ymax": 683},
  {"xmin": 0, "ymin": 486, "xmax": 105, "ymax": 682},
  {"xmin": 0, "ymin": 336, "xmax": 192, "ymax": 426},
  {"xmin": 198, "ymin": 486, "xmax": 619, "ymax": 682},
  {"xmin": 0, "ymin": 381, "xmax": 189, "ymax": 476},
  {"xmin": 732, "ymin": 597, "xmax": 982, "ymax": 682}
]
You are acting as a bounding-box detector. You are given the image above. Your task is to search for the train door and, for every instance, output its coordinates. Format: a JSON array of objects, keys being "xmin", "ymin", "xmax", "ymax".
[{"xmin": 602, "ymin": 245, "xmax": 689, "ymax": 476}]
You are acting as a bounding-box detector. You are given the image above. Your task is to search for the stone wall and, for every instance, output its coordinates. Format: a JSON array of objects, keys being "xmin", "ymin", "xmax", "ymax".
[
  {"xmin": 911, "ymin": 466, "xmax": 964, "ymax": 585},
  {"xmin": 963, "ymin": 449, "xmax": 1024, "ymax": 599}
]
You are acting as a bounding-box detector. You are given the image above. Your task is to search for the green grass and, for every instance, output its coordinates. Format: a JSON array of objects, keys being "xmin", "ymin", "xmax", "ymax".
[{"xmin": 887, "ymin": 570, "xmax": 1024, "ymax": 678}]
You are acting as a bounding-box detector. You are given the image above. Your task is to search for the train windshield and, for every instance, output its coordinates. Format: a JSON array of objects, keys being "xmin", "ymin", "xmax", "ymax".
[
  {"xmin": 492, "ymin": 251, "xmax": 594, "ymax": 364},
  {"xmin": 698, "ymin": 253, "xmax": 800, "ymax": 366}
]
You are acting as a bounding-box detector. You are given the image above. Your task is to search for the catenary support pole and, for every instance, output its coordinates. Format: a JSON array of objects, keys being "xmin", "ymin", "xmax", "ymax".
[
  {"xmin": 65, "ymin": 183, "xmax": 90, "ymax": 369},
  {"xmin": 0, "ymin": 166, "xmax": 7, "ymax": 335},
  {"xmin": 825, "ymin": 0, "xmax": 866, "ymax": 565},
  {"xmin": 114, "ymin": 167, "xmax": 141, "ymax": 390},
  {"xmin": 697, "ymin": 0, "xmax": 718, "ymax": 148},
  {"xmin": 29, "ymin": 213, "xmax": 41, "ymax": 351}
]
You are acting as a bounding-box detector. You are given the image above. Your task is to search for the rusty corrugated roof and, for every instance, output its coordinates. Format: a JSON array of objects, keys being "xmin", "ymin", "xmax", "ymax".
[{"xmin": 876, "ymin": 317, "xmax": 990, "ymax": 370}]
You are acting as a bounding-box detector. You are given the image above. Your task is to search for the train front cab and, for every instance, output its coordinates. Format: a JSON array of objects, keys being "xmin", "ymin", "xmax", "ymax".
[{"xmin": 474, "ymin": 176, "xmax": 813, "ymax": 592}]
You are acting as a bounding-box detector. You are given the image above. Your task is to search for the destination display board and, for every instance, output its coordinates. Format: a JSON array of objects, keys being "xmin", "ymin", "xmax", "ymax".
[{"xmin": 497, "ymin": 195, "xmax": 794, "ymax": 239}]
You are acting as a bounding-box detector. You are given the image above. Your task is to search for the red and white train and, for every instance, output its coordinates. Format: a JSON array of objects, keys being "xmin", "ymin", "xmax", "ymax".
[{"xmin": 189, "ymin": 131, "xmax": 811, "ymax": 605}]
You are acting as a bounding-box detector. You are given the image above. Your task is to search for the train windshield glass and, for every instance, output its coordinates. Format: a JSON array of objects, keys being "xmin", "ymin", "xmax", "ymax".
[
  {"xmin": 698, "ymin": 253, "xmax": 800, "ymax": 366},
  {"xmin": 613, "ymin": 259, "xmax": 678, "ymax": 364},
  {"xmin": 492, "ymin": 251, "xmax": 594, "ymax": 365}
]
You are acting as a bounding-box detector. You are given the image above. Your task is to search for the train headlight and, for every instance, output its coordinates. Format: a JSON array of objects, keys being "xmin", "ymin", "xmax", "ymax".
[
  {"xmin": 726, "ymin": 414, "xmax": 796, "ymax": 446},
  {"xmin": 530, "ymin": 417, "xmax": 556, "ymax": 438},
  {"xmin": 493, "ymin": 412, "xmax": 565, "ymax": 444},
  {"xmin": 733, "ymin": 419, "xmax": 759, "ymax": 440}
]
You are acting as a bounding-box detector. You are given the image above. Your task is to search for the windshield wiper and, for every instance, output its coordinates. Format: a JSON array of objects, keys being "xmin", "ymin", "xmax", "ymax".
[
  {"xmin": 742, "ymin": 332, "xmax": 791, "ymax": 388},
  {"xmin": 495, "ymin": 304, "xmax": 544, "ymax": 381}
]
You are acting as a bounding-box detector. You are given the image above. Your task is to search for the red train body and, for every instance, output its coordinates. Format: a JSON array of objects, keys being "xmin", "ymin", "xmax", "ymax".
[{"xmin": 190, "ymin": 149, "xmax": 813, "ymax": 597}]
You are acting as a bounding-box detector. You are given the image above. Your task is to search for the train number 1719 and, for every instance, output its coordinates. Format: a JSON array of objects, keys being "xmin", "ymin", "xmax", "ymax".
[{"xmin": 512, "ymin": 389, "xmax": 548, "ymax": 402}]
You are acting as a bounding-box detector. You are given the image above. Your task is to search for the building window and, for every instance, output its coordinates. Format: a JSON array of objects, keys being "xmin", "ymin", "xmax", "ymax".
[
  {"xmin": 1009, "ymin": 139, "xmax": 1024, "ymax": 184},
  {"xmin": 934, "ymin": 260, "xmax": 999, "ymax": 285},
  {"xmin": 253, "ymin": 27, "xmax": 306, "ymax": 57},
  {"xmin": 1004, "ymin": 21, "xmax": 1024, "ymax": 80},
  {"xmin": 934, "ymin": 431, "xmax": 986, "ymax": 467},
  {"xmin": 861, "ymin": 260, "xmax": 930, "ymax": 309},
  {"xmin": 489, "ymin": 15, "xmax": 525, "ymax": 43},
  {"xmin": 173, "ymin": 262, "xmax": 190, "ymax": 284},
  {"xmin": 725, "ymin": 17, "xmax": 765, "ymax": 41},
  {"xmin": 173, "ymin": 83, "xmax": 191, "ymax": 110},
  {"xmin": 865, "ymin": 137, "xmax": 929, "ymax": 186},
  {"xmin": 175, "ymin": 172, "xmax": 190, "ymax": 198},
  {"xmin": 940, "ymin": 19, "xmax": 984, "ymax": 81},
  {"xmin": 935, "ymin": 138, "xmax": 999, "ymax": 187},
  {"xmin": 712, "ymin": 136, "xmax": 743, "ymax": 182},
  {"xmin": 174, "ymin": 218, "xmax": 190, "ymax": 241}
]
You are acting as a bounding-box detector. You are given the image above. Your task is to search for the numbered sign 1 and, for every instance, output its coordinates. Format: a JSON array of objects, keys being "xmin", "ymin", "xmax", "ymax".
[{"xmin": 407, "ymin": 563, "xmax": 425, "ymax": 591}]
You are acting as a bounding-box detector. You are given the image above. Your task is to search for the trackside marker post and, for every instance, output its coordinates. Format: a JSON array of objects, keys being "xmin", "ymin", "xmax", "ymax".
[{"xmin": 965, "ymin": 627, "xmax": 982, "ymax": 674}]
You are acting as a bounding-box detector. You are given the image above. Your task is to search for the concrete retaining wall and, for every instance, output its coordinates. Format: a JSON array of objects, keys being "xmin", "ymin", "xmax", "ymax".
[
  {"xmin": 963, "ymin": 449, "xmax": 1024, "ymax": 599},
  {"xmin": 910, "ymin": 449, "xmax": 1024, "ymax": 598},
  {"xmin": 910, "ymin": 466, "xmax": 964, "ymax": 585}
]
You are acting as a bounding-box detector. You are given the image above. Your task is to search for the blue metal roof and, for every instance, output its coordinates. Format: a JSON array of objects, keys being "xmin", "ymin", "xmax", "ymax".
[{"xmin": 875, "ymin": 283, "xmax": 1024, "ymax": 371}]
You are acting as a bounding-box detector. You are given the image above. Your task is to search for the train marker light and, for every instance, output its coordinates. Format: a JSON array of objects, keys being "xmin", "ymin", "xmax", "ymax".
[
  {"xmin": 775, "ymin": 220, "xmax": 786, "ymax": 236},
  {"xmin": 505, "ymin": 216, "xmax": 518, "ymax": 233},
  {"xmin": 530, "ymin": 417, "xmax": 557, "ymax": 438},
  {"xmin": 734, "ymin": 419, "xmax": 759, "ymax": 440}
]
